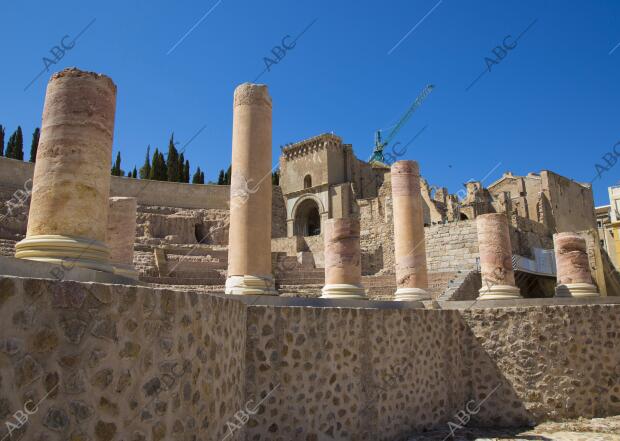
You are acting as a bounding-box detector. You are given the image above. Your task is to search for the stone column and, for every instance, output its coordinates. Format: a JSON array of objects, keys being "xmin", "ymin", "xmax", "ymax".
[
  {"xmin": 225, "ymin": 83, "xmax": 277, "ymax": 295},
  {"xmin": 106, "ymin": 197, "xmax": 138, "ymax": 279},
  {"xmin": 15, "ymin": 68, "xmax": 116, "ymax": 272},
  {"xmin": 476, "ymin": 213, "xmax": 522, "ymax": 300},
  {"xmin": 391, "ymin": 160, "xmax": 430, "ymax": 301},
  {"xmin": 553, "ymin": 232, "xmax": 599, "ymax": 297},
  {"xmin": 321, "ymin": 217, "xmax": 366, "ymax": 299}
]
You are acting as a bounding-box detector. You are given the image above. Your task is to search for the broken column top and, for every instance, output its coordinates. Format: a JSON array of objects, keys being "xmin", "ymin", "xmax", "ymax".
[
  {"xmin": 391, "ymin": 160, "xmax": 420, "ymax": 176},
  {"xmin": 391, "ymin": 160, "xmax": 420, "ymax": 196},
  {"xmin": 477, "ymin": 212, "xmax": 507, "ymax": 222},
  {"xmin": 50, "ymin": 67, "xmax": 117, "ymax": 93},
  {"xmin": 324, "ymin": 217, "xmax": 360, "ymax": 241},
  {"xmin": 234, "ymin": 83, "xmax": 271, "ymax": 107},
  {"xmin": 554, "ymin": 232, "xmax": 587, "ymax": 251}
]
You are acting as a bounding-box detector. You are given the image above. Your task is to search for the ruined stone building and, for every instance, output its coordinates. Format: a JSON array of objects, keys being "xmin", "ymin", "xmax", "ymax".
[{"xmin": 1, "ymin": 130, "xmax": 617, "ymax": 298}]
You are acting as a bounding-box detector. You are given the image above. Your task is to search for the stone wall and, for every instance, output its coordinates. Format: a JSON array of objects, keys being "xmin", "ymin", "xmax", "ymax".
[
  {"xmin": 0, "ymin": 276, "xmax": 247, "ymax": 441},
  {"xmin": 0, "ymin": 156, "xmax": 231, "ymax": 211},
  {"xmin": 1, "ymin": 275, "xmax": 618, "ymax": 440},
  {"xmin": 243, "ymin": 305, "xmax": 467, "ymax": 440},
  {"xmin": 359, "ymin": 195, "xmax": 394, "ymax": 275},
  {"xmin": 272, "ymin": 186, "xmax": 287, "ymax": 239},
  {"xmin": 541, "ymin": 170, "xmax": 597, "ymax": 233},
  {"xmin": 359, "ymin": 199, "xmax": 479, "ymax": 276},
  {"xmin": 511, "ymin": 215, "xmax": 553, "ymax": 257},
  {"xmin": 425, "ymin": 221, "xmax": 479, "ymax": 273},
  {"xmin": 459, "ymin": 304, "xmax": 620, "ymax": 425}
]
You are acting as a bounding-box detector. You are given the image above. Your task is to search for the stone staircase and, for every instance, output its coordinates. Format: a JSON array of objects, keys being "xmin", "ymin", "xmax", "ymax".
[
  {"xmin": 436, "ymin": 269, "xmax": 481, "ymax": 301},
  {"xmin": 276, "ymin": 271, "xmax": 463, "ymax": 300},
  {"xmin": 275, "ymin": 268, "xmax": 325, "ymax": 286}
]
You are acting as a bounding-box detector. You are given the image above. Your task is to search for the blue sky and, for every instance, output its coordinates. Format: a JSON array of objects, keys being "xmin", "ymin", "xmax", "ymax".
[{"xmin": 2, "ymin": 0, "xmax": 619, "ymax": 205}]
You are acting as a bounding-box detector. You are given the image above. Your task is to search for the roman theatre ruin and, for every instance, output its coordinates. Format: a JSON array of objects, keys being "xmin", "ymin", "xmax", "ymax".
[{"xmin": 0, "ymin": 68, "xmax": 618, "ymax": 440}]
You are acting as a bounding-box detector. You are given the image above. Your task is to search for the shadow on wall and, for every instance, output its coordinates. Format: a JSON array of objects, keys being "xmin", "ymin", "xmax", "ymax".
[
  {"xmin": 457, "ymin": 313, "xmax": 535, "ymax": 429},
  {"xmin": 515, "ymin": 273, "xmax": 556, "ymax": 298},
  {"xmin": 458, "ymin": 305, "xmax": 620, "ymax": 425},
  {"xmin": 601, "ymin": 249, "xmax": 620, "ymax": 296}
]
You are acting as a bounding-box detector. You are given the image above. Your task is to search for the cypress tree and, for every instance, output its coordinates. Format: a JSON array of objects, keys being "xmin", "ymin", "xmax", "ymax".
[
  {"xmin": 150, "ymin": 150, "xmax": 168, "ymax": 181},
  {"xmin": 6, "ymin": 127, "xmax": 24, "ymax": 160},
  {"xmin": 5, "ymin": 132, "xmax": 14, "ymax": 158},
  {"xmin": 224, "ymin": 165, "xmax": 232, "ymax": 184},
  {"xmin": 132, "ymin": 166, "xmax": 137, "ymax": 178},
  {"xmin": 15, "ymin": 126, "xmax": 23, "ymax": 160},
  {"xmin": 183, "ymin": 160, "xmax": 190, "ymax": 183},
  {"xmin": 200, "ymin": 171, "xmax": 205, "ymax": 184},
  {"xmin": 272, "ymin": 169, "xmax": 280, "ymax": 185},
  {"xmin": 178, "ymin": 152, "xmax": 185, "ymax": 183},
  {"xmin": 192, "ymin": 167, "xmax": 202, "ymax": 184},
  {"xmin": 111, "ymin": 152, "xmax": 122, "ymax": 176},
  {"xmin": 139, "ymin": 145, "xmax": 151, "ymax": 179},
  {"xmin": 166, "ymin": 133, "xmax": 179, "ymax": 182},
  {"xmin": 0, "ymin": 125, "xmax": 4, "ymax": 156},
  {"xmin": 217, "ymin": 169, "xmax": 225, "ymax": 185},
  {"xmin": 160, "ymin": 151, "xmax": 168, "ymax": 181},
  {"xmin": 150, "ymin": 150, "xmax": 159, "ymax": 180},
  {"xmin": 148, "ymin": 148, "xmax": 158, "ymax": 180},
  {"xmin": 29, "ymin": 128, "xmax": 40, "ymax": 162}
]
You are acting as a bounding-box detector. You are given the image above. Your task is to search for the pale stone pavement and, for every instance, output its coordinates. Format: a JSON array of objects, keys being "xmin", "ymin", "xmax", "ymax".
[{"xmin": 407, "ymin": 416, "xmax": 620, "ymax": 440}]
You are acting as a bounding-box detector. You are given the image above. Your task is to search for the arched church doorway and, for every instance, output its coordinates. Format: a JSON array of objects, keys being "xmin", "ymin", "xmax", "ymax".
[{"xmin": 294, "ymin": 198, "xmax": 321, "ymax": 236}]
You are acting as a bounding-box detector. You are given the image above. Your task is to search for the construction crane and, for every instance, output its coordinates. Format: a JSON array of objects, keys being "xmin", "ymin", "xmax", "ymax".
[{"xmin": 369, "ymin": 84, "xmax": 434, "ymax": 165}]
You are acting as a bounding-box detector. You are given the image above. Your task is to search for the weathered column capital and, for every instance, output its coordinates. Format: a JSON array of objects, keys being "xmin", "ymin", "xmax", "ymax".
[{"xmin": 233, "ymin": 83, "xmax": 272, "ymax": 108}]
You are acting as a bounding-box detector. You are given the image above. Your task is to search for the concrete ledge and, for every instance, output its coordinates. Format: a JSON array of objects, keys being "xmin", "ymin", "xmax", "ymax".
[
  {"xmin": 439, "ymin": 296, "xmax": 620, "ymax": 309},
  {"xmin": 0, "ymin": 255, "xmax": 141, "ymax": 285},
  {"xmin": 209, "ymin": 292, "xmax": 424, "ymax": 309}
]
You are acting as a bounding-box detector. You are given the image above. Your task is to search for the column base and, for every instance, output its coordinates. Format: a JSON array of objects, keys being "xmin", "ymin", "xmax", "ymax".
[
  {"xmin": 394, "ymin": 287, "xmax": 430, "ymax": 302},
  {"xmin": 112, "ymin": 263, "xmax": 139, "ymax": 280},
  {"xmin": 555, "ymin": 283, "xmax": 599, "ymax": 298},
  {"xmin": 225, "ymin": 275, "xmax": 278, "ymax": 296},
  {"xmin": 320, "ymin": 283, "xmax": 367, "ymax": 299},
  {"xmin": 478, "ymin": 284, "xmax": 522, "ymax": 300},
  {"xmin": 15, "ymin": 234, "xmax": 113, "ymax": 273}
]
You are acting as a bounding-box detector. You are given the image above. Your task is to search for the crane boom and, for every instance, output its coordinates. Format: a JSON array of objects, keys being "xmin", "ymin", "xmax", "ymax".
[{"xmin": 369, "ymin": 84, "xmax": 434, "ymax": 164}]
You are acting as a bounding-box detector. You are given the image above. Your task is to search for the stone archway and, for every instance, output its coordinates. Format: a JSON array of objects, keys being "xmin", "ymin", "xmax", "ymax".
[{"xmin": 294, "ymin": 198, "xmax": 321, "ymax": 236}]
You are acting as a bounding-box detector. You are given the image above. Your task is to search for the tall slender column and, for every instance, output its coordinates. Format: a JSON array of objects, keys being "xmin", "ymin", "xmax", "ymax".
[
  {"xmin": 391, "ymin": 160, "xmax": 430, "ymax": 301},
  {"xmin": 476, "ymin": 213, "xmax": 522, "ymax": 300},
  {"xmin": 225, "ymin": 83, "xmax": 277, "ymax": 295},
  {"xmin": 554, "ymin": 232, "xmax": 599, "ymax": 297},
  {"xmin": 15, "ymin": 68, "xmax": 116, "ymax": 272},
  {"xmin": 106, "ymin": 197, "xmax": 138, "ymax": 279},
  {"xmin": 321, "ymin": 218, "xmax": 366, "ymax": 299}
]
